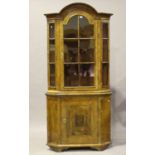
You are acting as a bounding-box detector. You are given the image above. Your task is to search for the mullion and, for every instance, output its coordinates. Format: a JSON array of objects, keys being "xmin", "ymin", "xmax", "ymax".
[{"xmin": 78, "ymin": 16, "xmax": 80, "ymax": 86}]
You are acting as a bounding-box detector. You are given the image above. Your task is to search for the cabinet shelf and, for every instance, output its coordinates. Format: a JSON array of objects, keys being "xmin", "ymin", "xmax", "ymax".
[
  {"xmin": 64, "ymin": 86, "xmax": 95, "ymax": 88},
  {"xmin": 49, "ymin": 62, "xmax": 55, "ymax": 64},
  {"xmin": 64, "ymin": 62, "xmax": 95, "ymax": 64},
  {"xmin": 102, "ymin": 61, "xmax": 109, "ymax": 63},
  {"xmin": 49, "ymin": 37, "xmax": 55, "ymax": 40},
  {"xmin": 64, "ymin": 38, "xmax": 94, "ymax": 40}
]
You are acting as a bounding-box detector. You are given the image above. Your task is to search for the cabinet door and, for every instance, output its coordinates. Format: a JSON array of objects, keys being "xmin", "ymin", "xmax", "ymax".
[
  {"xmin": 61, "ymin": 96, "xmax": 98, "ymax": 144},
  {"xmin": 63, "ymin": 15, "xmax": 96, "ymax": 88}
]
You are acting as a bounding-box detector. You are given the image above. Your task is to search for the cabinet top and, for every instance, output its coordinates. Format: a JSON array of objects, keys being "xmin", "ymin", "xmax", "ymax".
[
  {"xmin": 44, "ymin": 3, "xmax": 113, "ymax": 19},
  {"xmin": 46, "ymin": 89, "xmax": 112, "ymax": 96}
]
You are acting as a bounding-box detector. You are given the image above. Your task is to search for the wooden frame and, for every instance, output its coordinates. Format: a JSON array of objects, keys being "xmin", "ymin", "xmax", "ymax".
[{"xmin": 45, "ymin": 3, "xmax": 113, "ymax": 151}]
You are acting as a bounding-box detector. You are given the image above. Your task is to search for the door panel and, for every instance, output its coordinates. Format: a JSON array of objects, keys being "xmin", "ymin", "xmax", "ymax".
[{"xmin": 61, "ymin": 96, "xmax": 98, "ymax": 144}]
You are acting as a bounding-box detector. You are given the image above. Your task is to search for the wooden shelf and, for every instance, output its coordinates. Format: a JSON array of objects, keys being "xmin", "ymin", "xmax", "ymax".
[
  {"xmin": 102, "ymin": 61, "xmax": 109, "ymax": 63},
  {"xmin": 64, "ymin": 38, "xmax": 94, "ymax": 40},
  {"xmin": 49, "ymin": 38, "xmax": 55, "ymax": 40},
  {"xmin": 49, "ymin": 62, "xmax": 55, "ymax": 64},
  {"xmin": 64, "ymin": 62, "xmax": 95, "ymax": 64}
]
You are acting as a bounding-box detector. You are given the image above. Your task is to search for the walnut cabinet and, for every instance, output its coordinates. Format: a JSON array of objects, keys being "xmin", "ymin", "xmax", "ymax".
[{"xmin": 45, "ymin": 3, "xmax": 113, "ymax": 151}]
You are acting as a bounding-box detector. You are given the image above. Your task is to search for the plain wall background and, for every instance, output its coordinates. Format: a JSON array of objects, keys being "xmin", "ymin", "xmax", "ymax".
[{"xmin": 30, "ymin": 0, "xmax": 126, "ymax": 154}]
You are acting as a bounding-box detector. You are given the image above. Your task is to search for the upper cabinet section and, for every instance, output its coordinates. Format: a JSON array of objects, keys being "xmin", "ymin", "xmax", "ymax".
[{"xmin": 45, "ymin": 3, "xmax": 112, "ymax": 90}]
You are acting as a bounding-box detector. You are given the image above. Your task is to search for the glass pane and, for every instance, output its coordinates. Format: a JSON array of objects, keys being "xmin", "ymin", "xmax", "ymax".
[
  {"xmin": 64, "ymin": 16, "xmax": 78, "ymax": 38},
  {"xmin": 103, "ymin": 39, "xmax": 108, "ymax": 61},
  {"xmin": 50, "ymin": 64, "xmax": 55, "ymax": 86},
  {"xmin": 79, "ymin": 16, "xmax": 94, "ymax": 38},
  {"xmin": 102, "ymin": 63, "xmax": 109, "ymax": 86},
  {"xmin": 80, "ymin": 39, "xmax": 94, "ymax": 62},
  {"xmin": 49, "ymin": 40, "xmax": 55, "ymax": 62},
  {"xmin": 64, "ymin": 40, "xmax": 78, "ymax": 62},
  {"xmin": 102, "ymin": 23, "xmax": 108, "ymax": 38},
  {"xmin": 49, "ymin": 23, "xmax": 55, "ymax": 38},
  {"xmin": 64, "ymin": 64, "xmax": 79, "ymax": 86},
  {"xmin": 80, "ymin": 64, "xmax": 94, "ymax": 86}
]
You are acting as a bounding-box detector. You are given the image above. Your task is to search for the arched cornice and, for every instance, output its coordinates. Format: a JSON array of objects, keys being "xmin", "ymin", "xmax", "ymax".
[{"xmin": 44, "ymin": 3, "xmax": 113, "ymax": 19}]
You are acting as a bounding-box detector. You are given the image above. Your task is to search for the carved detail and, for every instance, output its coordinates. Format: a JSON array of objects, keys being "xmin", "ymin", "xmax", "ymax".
[
  {"xmin": 66, "ymin": 105, "xmax": 91, "ymax": 136},
  {"xmin": 75, "ymin": 114, "xmax": 85, "ymax": 127}
]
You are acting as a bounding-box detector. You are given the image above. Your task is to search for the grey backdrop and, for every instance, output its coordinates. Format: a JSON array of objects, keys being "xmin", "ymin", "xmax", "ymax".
[{"xmin": 30, "ymin": 0, "xmax": 126, "ymax": 154}]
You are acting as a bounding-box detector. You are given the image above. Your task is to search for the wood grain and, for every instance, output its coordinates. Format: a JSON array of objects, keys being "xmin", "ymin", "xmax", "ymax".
[{"xmin": 45, "ymin": 3, "xmax": 113, "ymax": 151}]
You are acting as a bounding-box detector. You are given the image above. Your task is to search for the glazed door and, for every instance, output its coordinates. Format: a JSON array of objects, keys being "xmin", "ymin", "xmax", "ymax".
[
  {"xmin": 61, "ymin": 96, "xmax": 98, "ymax": 144},
  {"xmin": 61, "ymin": 14, "xmax": 98, "ymax": 90}
]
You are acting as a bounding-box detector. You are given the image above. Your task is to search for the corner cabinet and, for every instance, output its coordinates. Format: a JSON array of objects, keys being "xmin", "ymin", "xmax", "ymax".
[{"xmin": 45, "ymin": 3, "xmax": 113, "ymax": 151}]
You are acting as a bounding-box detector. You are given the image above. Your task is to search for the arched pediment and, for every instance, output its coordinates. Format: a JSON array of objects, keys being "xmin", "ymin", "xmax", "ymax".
[
  {"xmin": 59, "ymin": 3, "xmax": 98, "ymax": 16},
  {"xmin": 45, "ymin": 3, "xmax": 113, "ymax": 19}
]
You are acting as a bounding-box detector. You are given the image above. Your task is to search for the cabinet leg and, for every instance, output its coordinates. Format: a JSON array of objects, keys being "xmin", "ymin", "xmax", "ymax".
[
  {"xmin": 91, "ymin": 146, "xmax": 104, "ymax": 151},
  {"xmin": 91, "ymin": 144, "xmax": 110, "ymax": 151},
  {"xmin": 50, "ymin": 147, "xmax": 67, "ymax": 152}
]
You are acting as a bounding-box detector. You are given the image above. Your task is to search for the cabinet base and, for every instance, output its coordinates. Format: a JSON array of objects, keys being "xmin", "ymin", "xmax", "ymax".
[{"xmin": 48, "ymin": 142, "xmax": 111, "ymax": 152}]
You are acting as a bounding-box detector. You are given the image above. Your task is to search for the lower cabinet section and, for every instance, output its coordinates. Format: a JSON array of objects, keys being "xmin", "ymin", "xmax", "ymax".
[{"xmin": 46, "ymin": 94, "xmax": 111, "ymax": 151}]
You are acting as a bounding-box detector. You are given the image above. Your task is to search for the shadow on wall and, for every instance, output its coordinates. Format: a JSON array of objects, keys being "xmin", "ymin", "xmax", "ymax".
[{"xmin": 111, "ymin": 80, "xmax": 126, "ymax": 146}]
